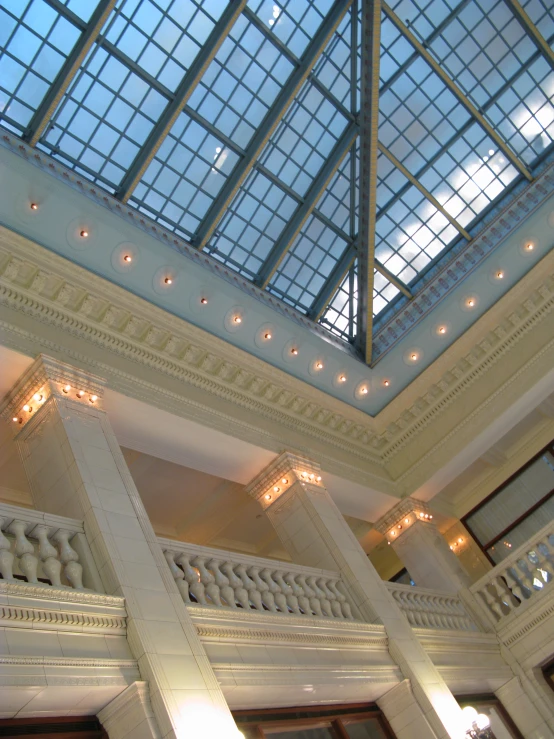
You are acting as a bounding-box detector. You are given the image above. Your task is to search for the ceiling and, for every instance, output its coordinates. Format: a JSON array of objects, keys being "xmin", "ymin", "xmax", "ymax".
[{"xmin": 0, "ymin": 0, "xmax": 552, "ymax": 361}]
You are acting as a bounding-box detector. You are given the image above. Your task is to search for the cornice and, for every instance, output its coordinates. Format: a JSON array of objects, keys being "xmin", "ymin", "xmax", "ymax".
[
  {"xmin": 0, "ymin": 656, "xmax": 140, "ymax": 687},
  {"xmin": 0, "ymin": 603, "xmax": 126, "ymax": 633},
  {"xmin": 0, "ymin": 228, "xmax": 552, "ymax": 498},
  {"xmin": 195, "ymin": 625, "xmax": 388, "ymax": 650},
  {"xmin": 212, "ymin": 663, "xmax": 402, "ymax": 684},
  {"xmin": 0, "ymin": 580, "xmax": 125, "ymax": 610}
]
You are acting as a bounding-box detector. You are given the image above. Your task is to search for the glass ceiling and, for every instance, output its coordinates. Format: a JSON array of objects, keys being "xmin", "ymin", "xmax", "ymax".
[{"xmin": 0, "ymin": 0, "xmax": 552, "ymax": 351}]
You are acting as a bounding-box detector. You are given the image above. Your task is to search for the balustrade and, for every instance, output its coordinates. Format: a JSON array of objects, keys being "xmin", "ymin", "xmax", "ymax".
[
  {"xmin": 471, "ymin": 522, "xmax": 554, "ymax": 625},
  {"xmin": 386, "ymin": 582, "xmax": 477, "ymax": 631},
  {"xmin": 0, "ymin": 503, "xmax": 91, "ymax": 591},
  {"xmin": 160, "ymin": 539, "xmax": 357, "ymax": 620}
]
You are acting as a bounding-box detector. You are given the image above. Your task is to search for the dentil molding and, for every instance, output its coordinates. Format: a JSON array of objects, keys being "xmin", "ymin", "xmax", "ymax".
[{"xmin": 0, "ymin": 228, "xmax": 553, "ymax": 494}]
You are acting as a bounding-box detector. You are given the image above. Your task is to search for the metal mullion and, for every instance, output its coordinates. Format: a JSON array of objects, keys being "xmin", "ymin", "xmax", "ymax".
[
  {"xmin": 255, "ymin": 122, "xmax": 358, "ymax": 288},
  {"xmin": 374, "ymin": 260, "xmax": 413, "ymax": 298},
  {"xmin": 503, "ymin": 0, "xmax": 554, "ymax": 70},
  {"xmin": 379, "ymin": 0, "xmax": 473, "ymax": 96},
  {"xmin": 378, "ymin": 142, "xmax": 471, "ymax": 239},
  {"xmin": 192, "ymin": 0, "xmax": 354, "ymax": 250},
  {"xmin": 24, "ymin": 0, "xmax": 118, "ymax": 146},
  {"xmin": 115, "ymin": 0, "xmax": 246, "ymax": 202},
  {"xmin": 374, "ymin": 34, "xmax": 553, "ymax": 221},
  {"xmin": 242, "ymin": 6, "xmax": 356, "ymax": 124},
  {"xmin": 382, "ymin": 2, "xmax": 532, "ymax": 181},
  {"xmin": 357, "ymin": 0, "xmax": 381, "ymax": 364}
]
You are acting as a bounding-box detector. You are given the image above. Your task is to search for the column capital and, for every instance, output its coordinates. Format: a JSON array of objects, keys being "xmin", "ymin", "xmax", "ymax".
[
  {"xmin": 245, "ymin": 451, "xmax": 323, "ymax": 510},
  {"xmin": 0, "ymin": 354, "xmax": 106, "ymax": 430},
  {"xmin": 374, "ymin": 498, "xmax": 435, "ymax": 542}
]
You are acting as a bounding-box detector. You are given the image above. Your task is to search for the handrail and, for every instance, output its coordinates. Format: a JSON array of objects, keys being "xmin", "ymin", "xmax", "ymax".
[
  {"xmin": 470, "ymin": 521, "xmax": 554, "ymax": 625},
  {"xmin": 159, "ymin": 537, "xmax": 357, "ymax": 621},
  {"xmin": 385, "ymin": 582, "xmax": 478, "ymax": 632}
]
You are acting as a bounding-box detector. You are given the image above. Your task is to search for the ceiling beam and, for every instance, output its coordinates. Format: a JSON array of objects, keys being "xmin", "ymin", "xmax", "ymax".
[
  {"xmin": 254, "ymin": 121, "xmax": 358, "ymax": 289},
  {"xmin": 382, "ymin": 3, "xmax": 533, "ymax": 182},
  {"xmin": 357, "ymin": 0, "xmax": 382, "ymax": 364},
  {"xmin": 378, "ymin": 143, "xmax": 471, "ymax": 240},
  {"xmin": 309, "ymin": 246, "xmax": 356, "ymax": 323},
  {"xmin": 192, "ymin": 0, "xmax": 354, "ymax": 251},
  {"xmin": 503, "ymin": 0, "xmax": 554, "ymax": 70},
  {"xmin": 374, "ymin": 260, "xmax": 413, "ymax": 299},
  {"xmin": 23, "ymin": 0, "xmax": 117, "ymax": 147},
  {"xmin": 116, "ymin": 0, "xmax": 246, "ymax": 202}
]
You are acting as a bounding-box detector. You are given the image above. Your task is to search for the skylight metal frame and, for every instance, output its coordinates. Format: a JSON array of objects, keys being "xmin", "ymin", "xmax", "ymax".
[
  {"xmin": 192, "ymin": 0, "xmax": 354, "ymax": 251},
  {"xmin": 503, "ymin": 0, "xmax": 554, "ymax": 70},
  {"xmin": 23, "ymin": 0, "xmax": 117, "ymax": 147},
  {"xmin": 115, "ymin": 0, "xmax": 247, "ymax": 202},
  {"xmin": 357, "ymin": 0, "xmax": 382, "ymax": 363}
]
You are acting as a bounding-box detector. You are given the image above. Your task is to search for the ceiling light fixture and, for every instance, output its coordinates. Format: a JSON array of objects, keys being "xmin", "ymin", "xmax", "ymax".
[
  {"xmin": 467, "ymin": 298, "xmax": 475, "ymax": 307},
  {"xmin": 23, "ymin": 404, "xmax": 31, "ymax": 412},
  {"xmin": 383, "ymin": 380, "xmax": 390, "ymax": 387},
  {"xmin": 80, "ymin": 229, "xmax": 89, "ymax": 238},
  {"xmin": 30, "ymin": 202, "xmax": 38, "ymax": 210},
  {"xmin": 290, "ymin": 348, "xmax": 298, "ymax": 355},
  {"xmin": 316, "ymin": 475, "xmax": 321, "ymax": 482},
  {"xmin": 264, "ymin": 493, "xmax": 272, "ymax": 501},
  {"xmin": 361, "ymin": 386, "xmax": 368, "ymax": 394},
  {"xmin": 273, "ymin": 486, "xmax": 280, "ymax": 493},
  {"xmin": 200, "ymin": 297, "xmax": 208, "ymax": 305},
  {"xmin": 62, "ymin": 384, "xmax": 71, "ymax": 393},
  {"xmin": 315, "ymin": 361, "xmax": 323, "ymax": 370},
  {"xmin": 77, "ymin": 390, "xmax": 85, "ymax": 398},
  {"xmin": 496, "ymin": 270, "xmax": 504, "ymax": 279},
  {"xmin": 339, "ymin": 374, "xmax": 346, "ymax": 382},
  {"xmin": 90, "ymin": 395, "xmax": 98, "ymax": 403},
  {"xmin": 164, "ymin": 277, "xmax": 172, "ymax": 285},
  {"xmin": 438, "ymin": 326, "xmax": 446, "ymax": 334},
  {"xmin": 264, "ymin": 332, "xmax": 272, "ymax": 340},
  {"xmin": 281, "ymin": 478, "xmax": 288, "ymax": 484},
  {"xmin": 123, "ymin": 254, "xmax": 132, "ymax": 263},
  {"xmin": 33, "ymin": 393, "xmax": 43, "ymax": 402},
  {"xmin": 233, "ymin": 315, "xmax": 242, "ymax": 324},
  {"xmin": 410, "ymin": 353, "xmax": 418, "ymax": 361},
  {"xmin": 525, "ymin": 242, "xmax": 534, "ymax": 251}
]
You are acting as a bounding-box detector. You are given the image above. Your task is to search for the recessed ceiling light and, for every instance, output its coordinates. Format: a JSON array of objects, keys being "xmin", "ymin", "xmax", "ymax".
[
  {"xmin": 361, "ymin": 386, "xmax": 368, "ymax": 394},
  {"xmin": 410, "ymin": 353, "xmax": 418, "ymax": 361},
  {"xmin": 200, "ymin": 297, "xmax": 208, "ymax": 304},
  {"xmin": 315, "ymin": 361, "xmax": 323, "ymax": 370},
  {"xmin": 438, "ymin": 326, "xmax": 447, "ymax": 334},
  {"xmin": 496, "ymin": 270, "xmax": 504, "ymax": 279},
  {"xmin": 339, "ymin": 374, "xmax": 346, "ymax": 382},
  {"xmin": 467, "ymin": 298, "xmax": 475, "ymax": 307},
  {"xmin": 80, "ymin": 229, "xmax": 89, "ymax": 238},
  {"xmin": 123, "ymin": 254, "xmax": 132, "ymax": 263},
  {"xmin": 233, "ymin": 315, "xmax": 242, "ymax": 324},
  {"xmin": 264, "ymin": 332, "xmax": 272, "ymax": 340},
  {"xmin": 525, "ymin": 242, "xmax": 534, "ymax": 251},
  {"xmin": 383, "ymin": 380, "xmax": 390, "ymax": 387},
  {"xmin": 30, "ymin": 202, "xmax": 38, "ymax": 210},
  {"xmin": 164, "ymin": 277, "xmax": 172, "ymax": 285},
  {"xmin": 290, "ymin": 347, "xmax": 298, "ymax": 355}
]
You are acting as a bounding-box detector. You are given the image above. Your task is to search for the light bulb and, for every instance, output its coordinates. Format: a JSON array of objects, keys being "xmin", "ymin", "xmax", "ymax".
[
  {"xmin": 391, "ymin": 530, "xmax": 396, "ymax": 536},
  {"xmin": 316, "ymin": 361, "xmax": 323, "ymax": 369},
  {"xmin": 233, "ymin": 315, "xmax": 242, "ymax": 324},
  {"xmin": 264, "ymin": 493, "xmax": 272, "ymax": 501},
  {"xmin": 404, "ymin": 518, "xmax": 409, "ymax": 524},
  {"xmin": 309, "ymin": 473, "xmax": 315, "ymax": 480},
  {"xmin": 200, "ymin": 297, "xmax": 208, "ymax": 304},
  {"xmin": 164, "ymin": 277, "xmax": 172, "ymax": 285},
  {"xmin": 316, "ymin": 475, "xmax": 321, "ymax": 482},
  {"xmin": 361, "ymin": 386, "xmax": 368, "ymax": 394},
  {"xmin": 467, "ymin": 298, "xmax": 475, "ymax": 307},
  {"xmin": 23, "ymin": 404, "xmax": 31, "ymax": 412},
  {"xmin": 461, "ymin": 706, "xmax": 478, "ymax": 729},
  {"xmin": 339, "ymin": 374, "xmax": 346, "ymax": 382},
  {"xmin": 273, "ymin": 486, "xmax": 280, "ymax": 493},
  {"xmin": 438, "ymin": 326, "xmax": 446, "ymax": 334},
  {"xmin": 90, "ymin": 395, "xmax": 98, "ymax": 403},
  {"xmin": 77, "ymin": 390, "xmax": 85, "ymax": 398},
  {"xmin": 30, "ymin": 202, "xmax": 38, "ymax": 210},
  {"xmin": 291, "ymin": 348, "xmax": 298, "ymax": 355},
  {"xmin": 496, "ymin": 270, "xmax": 504, "ymax": 279},
  {"xmin": 458, "ymin": 537, "xmax": 463, "ymax": 544},
  {"xmin": 410, "ymin": 353, "xmax": 418, "ymax": 361},
  {"xmin": 33, "ymin": 393, "xmax": 42, "ymax": 402},
  {"xmin": 63, "ymin": 384, "xmax": 71, "ymax": 393},
  {"xmin": 264, "ymin": 332, "xmax": 272, "ymax": 339},
  {"xmin": 419, "ymin": 512, "xmax": 424, "ymax": 518},
  {"xmin": 123, "ymin": 254, "xmax": 132, "ymax": 263},
  {"xmin": 12, "ymin": 417, "xmax": 18, "ymax": 423},
  {"xmin": 475, "ymin": 714, "xmax": 490, "ymax": 730},
  {"xmin": 429, "ymin": 515, "xmax": 433, "ymax": 519},
  {"xmin": 281, "ymin": 478, "xmax": 288, "ymax": 484},
  {"xmin": 80, "ymin": 229, "xmax": 89, "ymax": 238},
  {"xmin": 525, "ymin": 242, "xmax": 534, "ymax": 251},
  {"xmin": 383, "ymin": 380, "xmax": 390, "ymax": 387}
]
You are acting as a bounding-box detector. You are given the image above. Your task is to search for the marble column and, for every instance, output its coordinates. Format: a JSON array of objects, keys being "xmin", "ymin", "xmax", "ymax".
[
  {"xmin": 375, "ymin": 499, "xmax": 471, "ymax": 592},
  {"xmin": 246, "ymin": 452, "xmax": 466, "ymax": 739},
  {"xmin": 1, "ymin": 355, "xmax": 241, "ymax": 739}
]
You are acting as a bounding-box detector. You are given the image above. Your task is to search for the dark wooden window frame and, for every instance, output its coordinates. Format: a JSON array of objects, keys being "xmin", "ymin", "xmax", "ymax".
[
  {"xmin": 461, "ymin": 440, "xmax": 554, "ymax": 565},
  {"xmin": 233, "ymin": 703, "xmax": 395, "ymax": 738},
  {"xmin": 0, "ymin": 716, "xmax": 107, "ymax": 739},
  {"xmin": 542, "ymin": 657, "xmax": 554, "ymax": 696},
  {"xmin": 456, "ymin": 694, "xmax": 524, "ymax": 739}
]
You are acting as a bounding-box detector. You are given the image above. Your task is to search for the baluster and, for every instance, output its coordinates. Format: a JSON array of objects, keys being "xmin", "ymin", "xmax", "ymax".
[
  {"xmin": 9, "ymin": 520, "xmax": 39, "ymax": 584},
  {"xmin": 307, "ymin": 576, "xmax": 332, "ymax": 617},
  {"xmin": 176, "ymin": 554, "xmax": 207, "ymax": 605},
  {"xmin": 534, "ymin": 541, "xmax": 554, "ymax": 583},
  {"xmin": 321, "ymin": 578, "xmax": 342, "ymax": 618},
  {"xmin": 284, "ymin": 573, "xmax": 310, "ymax": 615},
  {"xmin": 260, "ymin": 568, "xmax": 287, "ymax": 613},
  {"xmin": 274, "ymin": 571, "xmax": 301, "ymax": 614},
  {"xmin": 248, "ymin": 566, "xmax": 277, "ymax": 612},
  {"xmin": 164, "ymin": 551, "xmax": 190, "ymax": 603},
  {"xmin": 54, "ymin": 530, "xmax": 83, "ymax": 589},
  {"xmin": 317, "ymin": 577, "xmax": 339, "ymax": 618},
  {"xmin": 297, "ymin": 574, "xmax": 322, "ymax": 616},
  {"xmin": 502, "ymin": 567, "xmax": 527, "ymax": 606},
  {"xmin": 236, "ymin": 564, "xmax": 263, "ymax": 611},
  {"xmin": 0, "ymin": 517, "xmax": 14, "ymax": 580},
  {"xmin": 35, "ymin": 525, "xmax": 62, "ymax": 587},
  {"xmin": 210, "ymin": 559, "xmax": 236, "ymax": 608},
  {"xmin": 221, "ymin": 562, "xmax": 250, "ymax": 610},
  {"xmin": 479, "ymin": 581, "xmax": 506, "ymax": 621},
  {"xmin": 192, "ymin": 557, "xmax": 222, "ymax": 606},
  {"xmin": 329, "ymin": 579, "xmax": 353, "ymax": 619},
  {"xmin": 514, "ymin": 559, "xmax": 538, "ymax": 595}
]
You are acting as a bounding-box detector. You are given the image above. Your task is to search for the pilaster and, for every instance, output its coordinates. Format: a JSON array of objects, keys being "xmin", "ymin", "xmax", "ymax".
[
  {"xmin": 0, "ymin": 355, "xmax": 242, "ymax": 739},
  {"xmin": 98, "ymin": 682, "xmax": 160, "ymax": 739},
  {"xmin": 246, "ymin": 452, "xmax": 466, "ymax": 739},
  {"xmin": 375, "ymin": 499, "xmax": 470, "ymax": 592}
]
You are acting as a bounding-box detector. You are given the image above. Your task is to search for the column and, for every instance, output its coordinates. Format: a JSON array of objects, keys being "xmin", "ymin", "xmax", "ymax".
[
  {"xmin": 374, "ymin": 500, "xmax": 471, "ymax": 592},
  {"xmin": 98, "ymin": 683, "xmax": 160, "ymax": 739},
  {"xmin": 246, "ymin": 452, "xmax": 466, "ymax": 739},
  {"xmin": 1, "ymin": 355, "xmax": 241, "ymax": 739},
  {"xmin": 495, "ymin": 676, "xmax": 554, "ymax": 739}
]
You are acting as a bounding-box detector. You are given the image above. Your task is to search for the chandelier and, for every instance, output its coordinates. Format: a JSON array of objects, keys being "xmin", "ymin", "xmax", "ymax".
[{"xmin": 462, "ymin": 706, "xmax": 492, "ymax": 738}]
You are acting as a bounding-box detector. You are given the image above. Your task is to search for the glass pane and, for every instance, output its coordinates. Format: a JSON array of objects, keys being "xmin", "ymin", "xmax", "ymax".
[
  {"xmin": 344, "ymin": 718, "xmax": 390, "ymax": 738},
  {"xmin": 266, "ymin": 728, "xmax": 334, "ymax": 738},
  {"xmin": 466, "ymin": 451, "xmax": 554, "ymax": 546},
  {"xmin": 487, "ymin": 496, "xmax": 554, "ymax": 564},
  {"xmin": 320, "ymin": 261, "xmax": 357, "ymax": 340}
]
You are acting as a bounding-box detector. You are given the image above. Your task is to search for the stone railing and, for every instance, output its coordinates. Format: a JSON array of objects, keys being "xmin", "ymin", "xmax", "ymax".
[
  {"xmin": 0, "ymin": 503, "xmax": 99, "ymax": 591},
  {"xmin": 386, "ymin": 582, "xmax": 478, "ymax": 631},
  {"xmin": 160, "ymin": 538, "xmax": 357, "ymax": 620},
  {"xmin": 471, "ymin": 522, "xmax": 554, "ymax": 625}
]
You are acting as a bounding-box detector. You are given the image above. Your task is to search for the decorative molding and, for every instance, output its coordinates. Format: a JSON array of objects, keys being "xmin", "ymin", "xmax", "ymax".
[
  {"xmin": 0, "ymin": 656, "xmax": 136, "ymax": 668},
  {"xmin": 0, "ymin": 604, "xmax": 126, "ymax": 632},
  {"xmin": 0, "ymin": 227, "xmax": 553, "ymax": 495},
  {"xmin": 374, "ymin": 499, "xmax": 433, "ymax": 535},
  {"xmin": 498, "ymin": 592, "xmax": 554, "ymax": 648},
  {"xmin": 0, "ymin": 580, "xmax": 125, "ymax": 609},
  {"xmin": 0, "ymin": 656, "xmax": 139, "ymax": 687},
  {"xmin": 212, "ymin": 662, "xmax": 402, "ymax": 684},
  {"xmin": 195, "ymin": 624, "xmax": 388, "ymax": 650}
]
